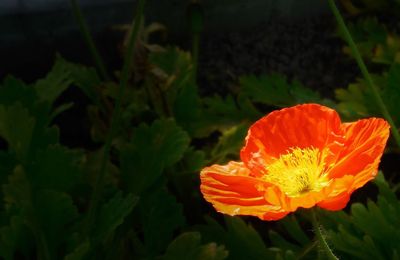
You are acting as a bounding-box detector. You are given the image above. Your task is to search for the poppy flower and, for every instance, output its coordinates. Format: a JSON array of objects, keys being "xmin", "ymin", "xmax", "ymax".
[{"xmin": 200, "ymin": 104, "xmax": 390, "ymax": 220}]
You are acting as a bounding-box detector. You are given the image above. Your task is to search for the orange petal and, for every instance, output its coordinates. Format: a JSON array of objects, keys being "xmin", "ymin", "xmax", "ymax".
[
  {"xmin": 317, "ymin": 192, "xmax": 351, "ymax": 211},
  {"xmin": 240, "ymin": 104, "xmax": 344, "ymax": 175},
  {"xmin": 200, "ymin": 161, "xmax": 288, "ymax": 220},
  {"xmin": 317, "ymin": 175, "xmax": 355, "ymax": 210},
  {"xmin": 327, "ymin": 118, "xmax": 390, "ymax": 193},
  {"xmin": 264, "ymin": 185, "xmax": 334, "ymax": 212}
]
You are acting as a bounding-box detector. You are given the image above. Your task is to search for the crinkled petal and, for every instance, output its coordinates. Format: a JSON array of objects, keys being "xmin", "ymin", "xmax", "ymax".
[
  {"xmin": 200, "ymin": 161, "xmax": 288, "ymax": 220},
  {"xmin": 327, "ymin": 118, "xmax": 390, "ymax": 189},
  {"xmin": 241, "ymin": 104, "xmax": 344, "ymax": 176}
]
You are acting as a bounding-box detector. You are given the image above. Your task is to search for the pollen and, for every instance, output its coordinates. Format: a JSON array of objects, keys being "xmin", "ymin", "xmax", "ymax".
[{"xmin": 264, "ymin": 147, "xmax": 330, "ymax": 197}]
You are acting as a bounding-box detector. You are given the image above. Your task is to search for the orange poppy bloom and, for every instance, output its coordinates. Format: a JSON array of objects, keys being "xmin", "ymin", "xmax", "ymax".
[{"xmin": 200, "ymin": 104, "xmax": 390, "ymax": 220}]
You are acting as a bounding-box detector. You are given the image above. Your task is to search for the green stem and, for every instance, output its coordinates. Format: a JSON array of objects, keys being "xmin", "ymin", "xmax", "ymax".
[
  {"xmin": 84, "ymin": 0, "xmax": 146, "ymax": 235},
  {"xmin": 311, "ymin": 209, "xmax": 338, "ymax": 260},
  {"xmin": 328, "ymin": 0, "xmax": 400, "ymax": 148},
  {"xmin": 69, "ymin": 0, "xmax": 110, "ymax": 81},
  {"xmin": 188, "ymin": 2, "xmax": 203, "ymax": 83},
  {"xmin": 192, "ymin": 33, "xmax": 200, "ymax": 82}
]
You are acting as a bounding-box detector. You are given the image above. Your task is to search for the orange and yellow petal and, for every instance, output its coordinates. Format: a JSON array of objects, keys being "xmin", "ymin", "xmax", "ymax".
[
  {"xmin": 240, "ymin": 104, "xmax": 344, "ymax": 176},
  {"xmin": 200, "ymin": 161, "xmax": 288, "ymax": 220},
  {"xmin": 317, "ymin": 175, "xmax": 355, "ymax": 210},
  {"xmin": 317, "ymin": 192, "xmax": 351, "ymax": 211},
  {"xmin": 327, "ymin": 118, "xmax": 390, "ymax": 187}
]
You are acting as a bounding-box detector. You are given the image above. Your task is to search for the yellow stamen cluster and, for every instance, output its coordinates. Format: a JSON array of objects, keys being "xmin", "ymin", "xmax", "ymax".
[{"xmin": 264, "ymin": 147, "xmax": 329, "ymax": 197}]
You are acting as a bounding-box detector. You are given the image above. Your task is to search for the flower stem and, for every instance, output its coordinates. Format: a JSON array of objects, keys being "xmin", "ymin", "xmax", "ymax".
[
  {"xmin": 69, "ymin": 0, "xmax": 110, "ymax": 81},
  {"xmin": 328, "ymin": 0, "xmax": 400, "ymax": 148},
  {"xmin": 311, "ymin": 209, "xmax": 338, "ymax": 260},
  {"xmin": 188, "ymin": 2, "xmax": 204, "ymax": 82},
  {"xmin": 84, "ymin": 0, "xmax": 146, "ymax": 235}
]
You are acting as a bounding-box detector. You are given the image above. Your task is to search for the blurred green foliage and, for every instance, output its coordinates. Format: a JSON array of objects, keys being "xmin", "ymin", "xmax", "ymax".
[{"xmin": 1, "ymin": 3, "xmax": 400, "ymax": 260}]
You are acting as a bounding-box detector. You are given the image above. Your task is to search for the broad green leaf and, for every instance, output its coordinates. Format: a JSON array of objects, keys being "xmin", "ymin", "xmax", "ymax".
[
  {"xmin": 93, "ymin": 192, "xmax": 138, "ymax": 242},
  {"xmin": 281, "ymin": 215, "xmax": 310, "ymax": 246},
  {"xmin": 181, "ymin": 147, "xmax": 206, "ymax": 174},
  {"xmin": 211, "ymin": 123, "xmax": 248, "ymax": 163},
  {"xmin": 34, "ymin": 59, "xmax": 73, "ymax": 104},
  {"xmin": 64, "ymin": 240, "xmax": 90, "ymax": 260},
  {"xmin": 121, "ymin": 119, "xmax": 190, "ymax": 193},
  {"xmin": 341, "ymin": 17, "xmax": 387, "ymax": 60},
  {"xmin": 269, "ymin": 230, "xmax": 301, "ymax": 253},
  {"xmin": 240, "ymin": 74, "xmax": 294, "ymax": 106},
  {"xmin": 173, "ymin": 81, "xmax": 202, "ymax": 136},
  {"xmin": 161, "ymin": 232, "xmax": 228, "ymax": 260},
  {"xmin": 199, "ymin": 216, "xmax": 274, "ymax": 260},
  {"xmin": 149, "ymin": 47, "xmax": 194, "ymax": 117},
  {"xmin": 0, "ymin": 216, "xmax": 24, "ymax": 260},
  {"xmin": 3, "ymin": 166, "xmax": 31, "ymax": 212},
  {"xmin": 0, "ymin": 151, "xmax": 17, "ymax": 210},
  {"xmin": 188, "ymin": 95, "xmax": 257, "ymax": 138},
  {"xmin": 322, "ymin": 173, "xmax": 400, "ymax": 259},
  {"xmin": 335, "ymin": 76, "xmax": 382, "ymax": 120},
  {"xmin": 55, "ymin": 55, "xmax": 101, "ymax": 104},
  {"xmin": 83, "ymin": 148, "xmax": 119, "ymax": 188},
  {"xmin": 149, "ymin": 47, "xmax": 193, "ymax": 91},
  {"xmin": 203, "ymin": 95, "xmax": 252, "ymax": 125},
  {"xmin": 140, "ymin": 188, "xmax": 185, "ymax": 255},
  {"xmin": 383, "ymin": 63, "xmax": 400, "ymax": 123},
  {"xmin": 33, "ymin": 190, "xmax": 79, "ymax": 252},
  {"xmin": 240, "ymin": 74, "xmax": 324, "ymax": 108},
  {"xmin": 0, "ymin": 103, "xmax": 35, "ymax": 160},
  {"xmin": 328, "ymin": 226, "xmax": 370, "ymax": 259},
  {"xmin": 0, "ymin": 76, "xmax": 37, "ymax": 110},
  {"xmin": 29, "ymin": 145, "xmax": 82, "ymax": 192}
]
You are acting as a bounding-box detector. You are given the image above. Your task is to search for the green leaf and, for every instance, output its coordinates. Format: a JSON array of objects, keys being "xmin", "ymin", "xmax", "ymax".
[
  {"xmin": 383, "ymin": 63, "xmax": 400, "ymax": 123},
  {"xmin": 0, "ymin": 151, "xmax": 17, "ymax": 210},
  {"xmin": 93, "ymin": 192, "xmax": 138, "ymax": 242},
  {"xmin": 29, "ymin": 145, "xmax": 82, "ymax": 192},
  {"xmin": 173, "ymin": 81, "xmax": 202, "ymax": 136},
  {"xmin": 240, "ymin": 74, "xmax": 294, "ymax": 106},
  {"xmin": 280, "ymin": 215, "xmax": 310, "ymax": 246},
  {"xmin": 149, "ymin": 47, "xmax": 192, "ymax": 80},
  {"xmin": 0, "ymin": 216, "xmax": 24, "ymax": 260},
  {"xmin": 161, "ymin": 232, "xmax": 228, "ymax": 260},
  {"xmin": 181, "ymin": 147, "xmax": 206, "ymax": 174},
  {"xmin": 335, "ymin": 76, "xmax": 382, "ymax": 120},
  {"xmin": 54, "ymin": 55, "xmax": 101, "ymax": 104},
  {"xmin": 269, "ymin": 230, "xmax": 301, "ymax": 253},
  {"xmin": 33, "ymin": 190, "xmax": 79, "ymax": 251},
  {"xmin": 64, "ymin": 240, "xmax": 90, "ymax": 260},
  {"xmin": 203, "ymin": 95, "xmax": 253, "ymax": 125},
  {"xmin": 139, "ymin": 188, "xmax": 185, "ymax": 255},
  {"xmin": 240, "ymin": 74, "xmax": 324, "ymax": 108},
  {"xmin": 121, "ymin": 119, "xmax": 190, "ymax": 193},
  {"xmin": 148, "ymin": 47, "xmax": 194, "ymax": 117},
  {"xmin": 322, "ymin": 173, "xmax": 400, "ymax": 259},
  {"xmin": 3, "ymin": 165, "xmax": 31, "ymax": 213},
  {"xmin": 0, "ymin": 76, "xmax": 37, "ymax": 110},
  {"xmin": 341, "ymin": 17, "xmax": 387, "ymax": 60},
  {"xmin": 34, "ymin": 58, "xmax": 73, "ymax": 104},
  {"xmin": 211, "ymin": 123, "xmax": 248, "ymax": 163},
  {"xmin": 329, "ymin": 227, "xmax": 369, "ymax": 259},
  {"xmin": 199, "ymin": 216, "xmax": 274, "ymax": 260},
  {"xmin": 0, "ymin": 103, "xmax": 35, "ymax": 160}
]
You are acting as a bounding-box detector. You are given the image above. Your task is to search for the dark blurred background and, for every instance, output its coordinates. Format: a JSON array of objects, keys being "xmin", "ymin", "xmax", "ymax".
[{"xmin": 0, "ymin": 0, "xmax": 331, "ymax": 85}]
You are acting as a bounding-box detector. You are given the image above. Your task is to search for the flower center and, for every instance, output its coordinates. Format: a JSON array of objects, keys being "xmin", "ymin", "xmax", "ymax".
[{"xmin": 264, "ymin": 147, "xmax": 329, "ymax": 197}]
